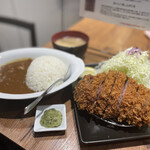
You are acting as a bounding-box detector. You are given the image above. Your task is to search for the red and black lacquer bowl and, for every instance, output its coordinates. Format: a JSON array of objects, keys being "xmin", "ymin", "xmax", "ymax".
[{"xmin": 52, "ymin": 30, "xmax": 89, "ymax": 59}]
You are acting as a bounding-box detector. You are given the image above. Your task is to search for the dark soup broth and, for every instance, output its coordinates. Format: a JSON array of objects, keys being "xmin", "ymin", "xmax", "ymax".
[{"xmin": 0, "ymin": 58, "xmax": 34, "ymax": 94}]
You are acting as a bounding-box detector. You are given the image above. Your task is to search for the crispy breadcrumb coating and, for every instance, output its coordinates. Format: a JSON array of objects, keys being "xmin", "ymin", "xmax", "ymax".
[
  {"xmin": 104, "ymin": 72, "xmax": 127, "ymax": 118},
  {"xmin": 74, "ymin": 70, "xmax": 150, "ymax": 127},
  {"xmin": 95, "ymin": 70, "xmax": 117, "ymax": 116},
  {"xmin": 117, "ymin": 78, "xmax": 139, "ymax": 125},
  {"xmin": 74, "ymin": 72, "xmax": 106, "ymax": 114}
]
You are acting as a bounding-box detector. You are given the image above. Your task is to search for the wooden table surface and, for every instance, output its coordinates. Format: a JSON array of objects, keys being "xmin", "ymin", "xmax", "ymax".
[{"xmin": 1, "ymin": 18, "xmax": 150, "ymax": 150}]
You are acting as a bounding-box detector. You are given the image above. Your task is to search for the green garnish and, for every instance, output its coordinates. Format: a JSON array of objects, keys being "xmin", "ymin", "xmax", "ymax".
[{"xmin": 40, "ymin": 108, "xmax": 62, "ymax": 128}]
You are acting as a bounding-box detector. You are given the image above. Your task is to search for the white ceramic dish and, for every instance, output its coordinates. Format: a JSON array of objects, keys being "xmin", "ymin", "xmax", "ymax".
[
  {"xmin": 34, "ymin": 104, "xmax": 66, "ymax": 132},
  {"xmin": 0, "ymin": 47, "xmax": 85, "ymax": 100}
]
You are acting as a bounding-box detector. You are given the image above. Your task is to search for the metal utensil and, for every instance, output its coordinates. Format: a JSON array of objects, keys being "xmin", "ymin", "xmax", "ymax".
[{"xmin": 24, "ymin": 65, "xmax": 71, "ymax": 115}]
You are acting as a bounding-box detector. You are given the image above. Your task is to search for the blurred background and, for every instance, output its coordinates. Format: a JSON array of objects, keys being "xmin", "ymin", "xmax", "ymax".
[{"xmin": 0, "ymin": 0, "xmax": 82, "ymax": 52}]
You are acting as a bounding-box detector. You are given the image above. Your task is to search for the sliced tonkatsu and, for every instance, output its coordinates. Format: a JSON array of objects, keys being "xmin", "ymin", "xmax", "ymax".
[
  {"xmin": 117, "ymin": 78, "xmax": 139, "ymax": 125},
  {"xmin": 95, "ymin": 70, "xmax": 117, "ymax": 116},
  {"xmin": 103, "ymin": 71, "xmax": 127, "ymax": 118},
  {"xmin": 74, "ymin": 70, "xmax": 150, "ymax": 127}
]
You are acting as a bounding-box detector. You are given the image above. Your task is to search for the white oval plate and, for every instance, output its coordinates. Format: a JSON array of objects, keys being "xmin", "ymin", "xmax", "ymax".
[{"xmin": 0, "ymin": 47, "xmax": 85, "ymax": 100}]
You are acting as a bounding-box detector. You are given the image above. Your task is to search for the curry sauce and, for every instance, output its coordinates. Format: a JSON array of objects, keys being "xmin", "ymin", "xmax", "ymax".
[{"xmin": 0, "ymin": 58, "xmax": 34, "ymax": 94}]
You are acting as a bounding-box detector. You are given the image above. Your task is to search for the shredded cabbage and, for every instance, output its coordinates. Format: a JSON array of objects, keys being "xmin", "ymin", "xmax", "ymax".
[{"xmin": 98, "ymin": 47, "xmax": 150, "ymax": 89}]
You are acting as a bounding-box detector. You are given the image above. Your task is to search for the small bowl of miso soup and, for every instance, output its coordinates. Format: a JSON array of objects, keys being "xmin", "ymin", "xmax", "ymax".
[{"xmin": 52, "ymin": 30, "xmax": 89, "ymax": 59}]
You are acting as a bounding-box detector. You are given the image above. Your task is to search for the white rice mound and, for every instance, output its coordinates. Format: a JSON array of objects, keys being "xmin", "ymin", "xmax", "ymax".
[{"xmin": 26, "ymin": 56, "xmax": 67, "ymax": 92}]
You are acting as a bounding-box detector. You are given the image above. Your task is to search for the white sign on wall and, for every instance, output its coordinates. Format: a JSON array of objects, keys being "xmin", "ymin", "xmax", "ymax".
[{"xmin": 80, "ymin": 0, "xmax": 150, "ymax": 30}]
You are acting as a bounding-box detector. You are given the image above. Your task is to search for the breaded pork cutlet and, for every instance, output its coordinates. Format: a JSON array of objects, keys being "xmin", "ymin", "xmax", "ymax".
[
  {"xmin": 86, "ymin": 72, "xmax": 107, "ymax": 114},
  {"xmin": 74, "ymin": 74, "xmax": 93, "ymax": 110},
  {"xmin": 142, "ymin": 90, "xmax": 150, "ymax": 126},
  {"xmin": 103, "ymin": 71, "xmax": 127, "ymax": 118},
  {"xmin": 121, "ymin": 84, "xmax": 150, "ymax": 127},
  {"xmin": 74, "ymin": 72, "xmax": 106, "ymax": 114},
  {"xmin": 95, "ymin": 70, "xmax": 117, "ymax": 116},
  {"xmin": 117, "ymin": 78, "xmax": 139, "ymax": 125},
  {"xmin": 74, "ymin": 70, "xmax": 150, "ymax": 127}
]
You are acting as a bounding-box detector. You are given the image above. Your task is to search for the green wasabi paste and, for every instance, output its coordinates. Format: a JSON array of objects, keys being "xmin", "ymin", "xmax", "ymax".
[{"xmin": 40, "ymin": 108, "xmax": 62, "ymax": 128}]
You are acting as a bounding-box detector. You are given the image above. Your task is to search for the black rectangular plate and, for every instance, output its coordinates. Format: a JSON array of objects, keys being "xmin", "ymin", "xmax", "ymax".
[
  {"xmin": 73, "ymin": 63, "xmax": 150, "ymax": 144},
  {"xmin": 74, "ymin": 103, "xmax": 150, "ymax": 144}
]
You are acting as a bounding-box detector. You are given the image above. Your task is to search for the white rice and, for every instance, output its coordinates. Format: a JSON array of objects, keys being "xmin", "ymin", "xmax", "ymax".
[{"xmin": 26, "ymin": 56, "xmax": 67, "ymax": 92}]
